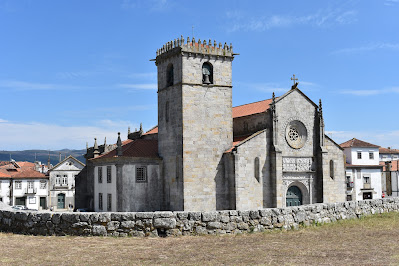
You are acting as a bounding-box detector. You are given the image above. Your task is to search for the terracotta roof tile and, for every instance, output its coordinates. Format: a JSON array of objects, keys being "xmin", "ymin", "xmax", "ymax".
[
  {"xmin": 232, "ymin": 98, "xmax": 274, "ymax": 118},
  {"xmin": 0, "ymin": 171, "xmax": 11, "ymax": 178},
  {"xmin": 144, "ymin": 98, "xmax": 275, "ymax": 136},
  {"xmin": 144, "ymin": 126, "xmax": 158, "ymax": 135},
  {"xmin": 340, "ymin": 138, "xmax": 380, "ymax": 148},
  {"xmin": 381, "ymin": 160, "xmax": 399, "ymax": 171},
  {"xmin": 379, "ymin": 147, "xmax": 399, "ymax": 154},
  {"xmin": 12, "ymin": 169, "xmax": 47, "ymax": 179},
  {"xmin": 94, "ymin": 139, "xmax": 159, "ymax": 159}
]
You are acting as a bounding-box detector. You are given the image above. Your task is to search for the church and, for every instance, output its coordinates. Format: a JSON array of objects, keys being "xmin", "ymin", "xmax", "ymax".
[{"xmin": 77, "ymin": 36, "xmax": 346, "ymax": 212}]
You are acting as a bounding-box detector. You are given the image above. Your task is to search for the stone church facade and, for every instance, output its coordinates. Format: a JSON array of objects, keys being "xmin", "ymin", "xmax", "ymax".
[{"xmin": 77, "ymin": 37, "xmax": 346, "ymax": 212}]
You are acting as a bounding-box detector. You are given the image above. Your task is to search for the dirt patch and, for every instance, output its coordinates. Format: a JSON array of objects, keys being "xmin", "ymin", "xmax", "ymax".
[{"xmin": 1, "ymin": 212, "xmax": 399, "ymax": 265}]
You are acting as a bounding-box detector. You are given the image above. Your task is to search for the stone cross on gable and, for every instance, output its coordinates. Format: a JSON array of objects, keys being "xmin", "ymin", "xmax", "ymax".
[
  {"xmin": 290, "ymin": 74, "xmax": 298, "ymax": 85},
  {"xmin": 290, "ymin": 74, "xmax": 298, "ymax": 90}
]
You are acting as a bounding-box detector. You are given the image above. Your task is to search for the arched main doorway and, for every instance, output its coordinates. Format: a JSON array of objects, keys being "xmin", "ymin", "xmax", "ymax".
[{"xmin": 286, "ymin": 186, "xmax": 302, "ymax": 207}]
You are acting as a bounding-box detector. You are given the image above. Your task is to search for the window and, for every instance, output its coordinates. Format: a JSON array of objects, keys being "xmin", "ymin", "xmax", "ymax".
[
  {"xmin": 357, "ymin": 152, "xmax": 362, "ymax": 159},
  {"xmin": 99, "ymin": 193, "xmax": 103, "ymax": 210},
  {"xmin": 363, "ymin": 175, "xmax": 370, "ymax": 184},
  {"xmin": 62, "ymin": 175, "xmax": 68, "ymax": 185},
  {"xmin": 136, "ymin": 166, "xmax": 147, "ymax": 182},
  {"xmin": 166, "ymin": 64, "xmax": 174, "ymax": 87},
  {"xmin": 202, "ymin": 62, "xmax": 213, "ymax": 84},
  {"xmin": 107, "ymin": 194, "xmax": 112, "ymax": 211},
  {"xmin": 15, "ymin": 181, "xmax": 22, "ymax": 189},
  {"xmin": 98, "ymin": 167, "xmax": 103, "ymax": 183},
  {"xmin": 56, "ymin": 175, "xmax": 61, "ymax": 185},
  {"xmin": 369, "ymin": 152, "xmax": 374, "ymax": 160},
  {"xmin": 40, "ymin": 180, "xmax": 46, "ymax": 189},
  {"xmin": 346, "ymin": 195, "xmax": 352, "ymax": 201},
  {"xmin": 254, "ymin": 157, "xmax": 260, "ymax": 182},
  {"xmin": 28, "ymin": 181, "xmax": 34, "ymax": 189},
  {"xmin": 107, "ymin": 166, "xmax": 112, "ymax": 183},
  {"xmin": 329, "ymin": 160, "xmax": 334, "ymax": 179}
]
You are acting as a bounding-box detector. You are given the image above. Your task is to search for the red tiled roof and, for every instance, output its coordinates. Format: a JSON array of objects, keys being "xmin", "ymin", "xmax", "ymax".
[
  {"xmin": 0, "ymin": 171, "xmax": 11, "ymax": 178},
  {"xmin": 94, "ymin": 139, "xmax": 159, "ymax": 159},
  {"xmin": 379, "ymin": 147, "xmax": 399, "ymax": 154},
  {"xmin": 381, "ymin": 160, "xmax": 399, "ymax": 171},
  {"xmin": 144, "ymin": 126, "xmax": 158, "ymax": 135},
  {"xmin": 12, "ymin": 169, "xmax": 47, "ymax": 179},
  {"xmin": 232, "ymin": 99, "xmax": 274, "ymax": 118},
  {"xmin": 143, "ymin": 99, "xmax": 275, "ymax": 136},
  {"xmin": 340, "ymin": 138, "xmax": 380, "ymax": 148}
]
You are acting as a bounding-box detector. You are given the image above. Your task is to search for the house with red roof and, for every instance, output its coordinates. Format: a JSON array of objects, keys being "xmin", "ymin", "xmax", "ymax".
[
  {"xmin": 77, "ymin": 37, "xmax": 346, "ymax": 212},
  {"xmin": 340, "ymin": 138, "xmax": 383, "ymax": 201},
  {"xmin": 379, "ymin": 147, "xmax": 399, "ymax": 162},
  {"xmin": 0, "ymin": 160, "xmax": 48, "ymax": 209}
]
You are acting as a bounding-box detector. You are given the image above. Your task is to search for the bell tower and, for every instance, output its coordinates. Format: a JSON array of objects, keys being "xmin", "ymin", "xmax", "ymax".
[{"xmin": 155, "ymin": 36, "xmax": 235, "ymax": 211}]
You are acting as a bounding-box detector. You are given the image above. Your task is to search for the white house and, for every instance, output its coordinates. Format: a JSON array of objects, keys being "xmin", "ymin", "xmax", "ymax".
[
  {"xmin": 340, "ymin": 138, "xmax": 383, "ymax": 201},
  {"xmin": 0, "ymin": 161, "xmax": 49, "ymax": 210},
  {"xmin": 48, "ymin": 155, "xmax": 85, "ymax": 210},
  {"xmin": 379, "ymin": 147, "xmax": 399, "ymax": 162},
  {"xmin": 0, "ymin": 171, "xmax": 11, "ymax": 205}
]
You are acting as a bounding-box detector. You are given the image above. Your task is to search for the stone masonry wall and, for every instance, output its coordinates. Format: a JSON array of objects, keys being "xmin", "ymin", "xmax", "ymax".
[{"xmin": 1, "ymin": 198, "xmax": 399, "ymax": 237}]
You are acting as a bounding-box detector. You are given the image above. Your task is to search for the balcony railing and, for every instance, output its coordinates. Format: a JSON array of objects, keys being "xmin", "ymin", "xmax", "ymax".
[
  {"xmin": 25, "ymin": 188, "xmax": 37, "ymax": 194},
  {"xmin": 53, "ymin": 184, "xmax": 69, "ymax": 190}
]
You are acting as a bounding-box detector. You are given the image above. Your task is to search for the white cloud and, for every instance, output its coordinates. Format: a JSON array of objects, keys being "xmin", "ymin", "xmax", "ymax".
[
  {"xmin": 0, "ymin": 119, "xmax": 8, "ymax": 123},
  {"xmin": 226, "ymin": 8, "xmax": 357, "ymax": 32},
  {"xmin": 117, "ymin": 83, "xmax": 157, "ymax": 90},
  {"xmin": 0, "ymin": 120, "xmax": 141, "ymax": 150},
  {"xmin": 339, "ymin": 87, "xmax": 399, "ymax": 96},
  {"xmin": 385, "ymin": 0, "xmax": 399, "ymax": 6},
  {"xmin": 0, "ymin": 80, "xmax": 87, "ymax": 91},
  {"xmin": 332, "ymin": 42, "xmax": 399, "ymax": 54}
]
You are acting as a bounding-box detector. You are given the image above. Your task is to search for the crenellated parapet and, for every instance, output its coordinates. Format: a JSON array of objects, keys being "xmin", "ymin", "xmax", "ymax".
[{"xmin": 155, "ymin": 35, "xmax": 234, "ymax": 64}]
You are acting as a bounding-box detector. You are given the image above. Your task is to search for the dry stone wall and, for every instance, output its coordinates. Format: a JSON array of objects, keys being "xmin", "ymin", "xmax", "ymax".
[{"xmin": 1, "ymin": 198, "xmax": 399, "ymax": 237}]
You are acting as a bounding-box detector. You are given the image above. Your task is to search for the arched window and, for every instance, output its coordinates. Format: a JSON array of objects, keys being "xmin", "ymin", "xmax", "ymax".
[
  {"xmin": 166, "ymin": 64, "xmax": 174, "ymax": 87},
  {"xmin": 330, "ymin": 160, "xmax": 334, "ymax": 179},
  {"xmin": 254, "ymin": 157, "xmax": 260, "ymax": 182},
  {"xmin": 202, "ymin": 62, "xmax": 213, "ymax": 84}
]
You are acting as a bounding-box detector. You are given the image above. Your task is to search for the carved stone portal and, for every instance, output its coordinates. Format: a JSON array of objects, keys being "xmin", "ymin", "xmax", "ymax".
[{"xmin": 283, "ymin": 157, "xmax": 313, "ymax": 172}]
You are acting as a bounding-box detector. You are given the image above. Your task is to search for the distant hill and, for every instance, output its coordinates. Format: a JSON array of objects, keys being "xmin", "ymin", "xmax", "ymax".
[{"xmin": 0, "ymin": 149, "xmax": 86, "ymax": 166}]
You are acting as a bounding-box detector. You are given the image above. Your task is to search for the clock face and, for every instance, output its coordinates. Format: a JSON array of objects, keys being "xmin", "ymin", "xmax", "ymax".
[{"xmin": 285, "ymin": 120, "xmax": 307, "ymax": 149}]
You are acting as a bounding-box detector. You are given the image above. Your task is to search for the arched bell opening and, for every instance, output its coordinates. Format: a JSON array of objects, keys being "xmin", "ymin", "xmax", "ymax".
[{"xmin": 202, "ymin": 62, "xmax": 213, "ymax": 84}]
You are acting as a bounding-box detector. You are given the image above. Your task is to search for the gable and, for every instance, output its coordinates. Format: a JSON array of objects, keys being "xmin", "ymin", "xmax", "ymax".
[{"xmin": 51, "ymin": 156, "xmax": 85, "ymax": 171}]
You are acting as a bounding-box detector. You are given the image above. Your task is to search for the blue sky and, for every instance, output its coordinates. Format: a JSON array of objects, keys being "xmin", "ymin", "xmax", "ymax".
[{"xmin": 0, "ymin": 0, "xmax": 398, "ymax": 150}]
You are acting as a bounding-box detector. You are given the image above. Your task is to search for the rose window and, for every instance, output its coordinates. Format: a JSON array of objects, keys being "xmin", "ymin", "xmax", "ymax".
[
  {"xmin": 285, "ymin": 120, "xmax": 307, "ymax": 149},
  {"xmin": 288, "ymin": 127, "xmax": 299, "ymax": 142}
]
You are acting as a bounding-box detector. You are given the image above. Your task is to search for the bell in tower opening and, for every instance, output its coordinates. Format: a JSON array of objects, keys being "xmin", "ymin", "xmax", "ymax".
[{"xmin": 202, "ymin": 62, "xmax": 213, "ymax": 84}]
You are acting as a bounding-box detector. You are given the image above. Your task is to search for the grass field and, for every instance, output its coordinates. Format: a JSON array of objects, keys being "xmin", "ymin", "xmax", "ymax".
[{"xmin": 1, "ymin": 212, "xmax": 399, "ymax": 265}]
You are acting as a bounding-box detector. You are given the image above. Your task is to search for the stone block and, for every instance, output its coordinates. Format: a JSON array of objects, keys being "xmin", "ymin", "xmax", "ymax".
[
  {"xmin": 153, "ymin": 218, "xmax": 177, "ymax": 229},
  {"xmin": 207, "ymin": 222, "xmax": 222, "ymax": 230},
  {"xmin": 202, "ymin": 212, "xmax": 219, "ymax": 222},
  {"xmin": 61, "ymin": 213, "xmax": 80, "ymax": 224},
  {"xmin": 107, "ymin": 221, "xmax": 120, "ymax": 231},
  {"xmin": 92, "ymin": 225, "xmax": 107, "ymax": 236},
  {"xmin": 135, "ymin": 212, "xmax": 154, "ymax": 219},
  {"xmin": 154, "ymin": 211, "xmax": 174, "ymax": 218},
  {"xmin": 120, "ymin": 221, "xmax": 136, "ymax": 229}
]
